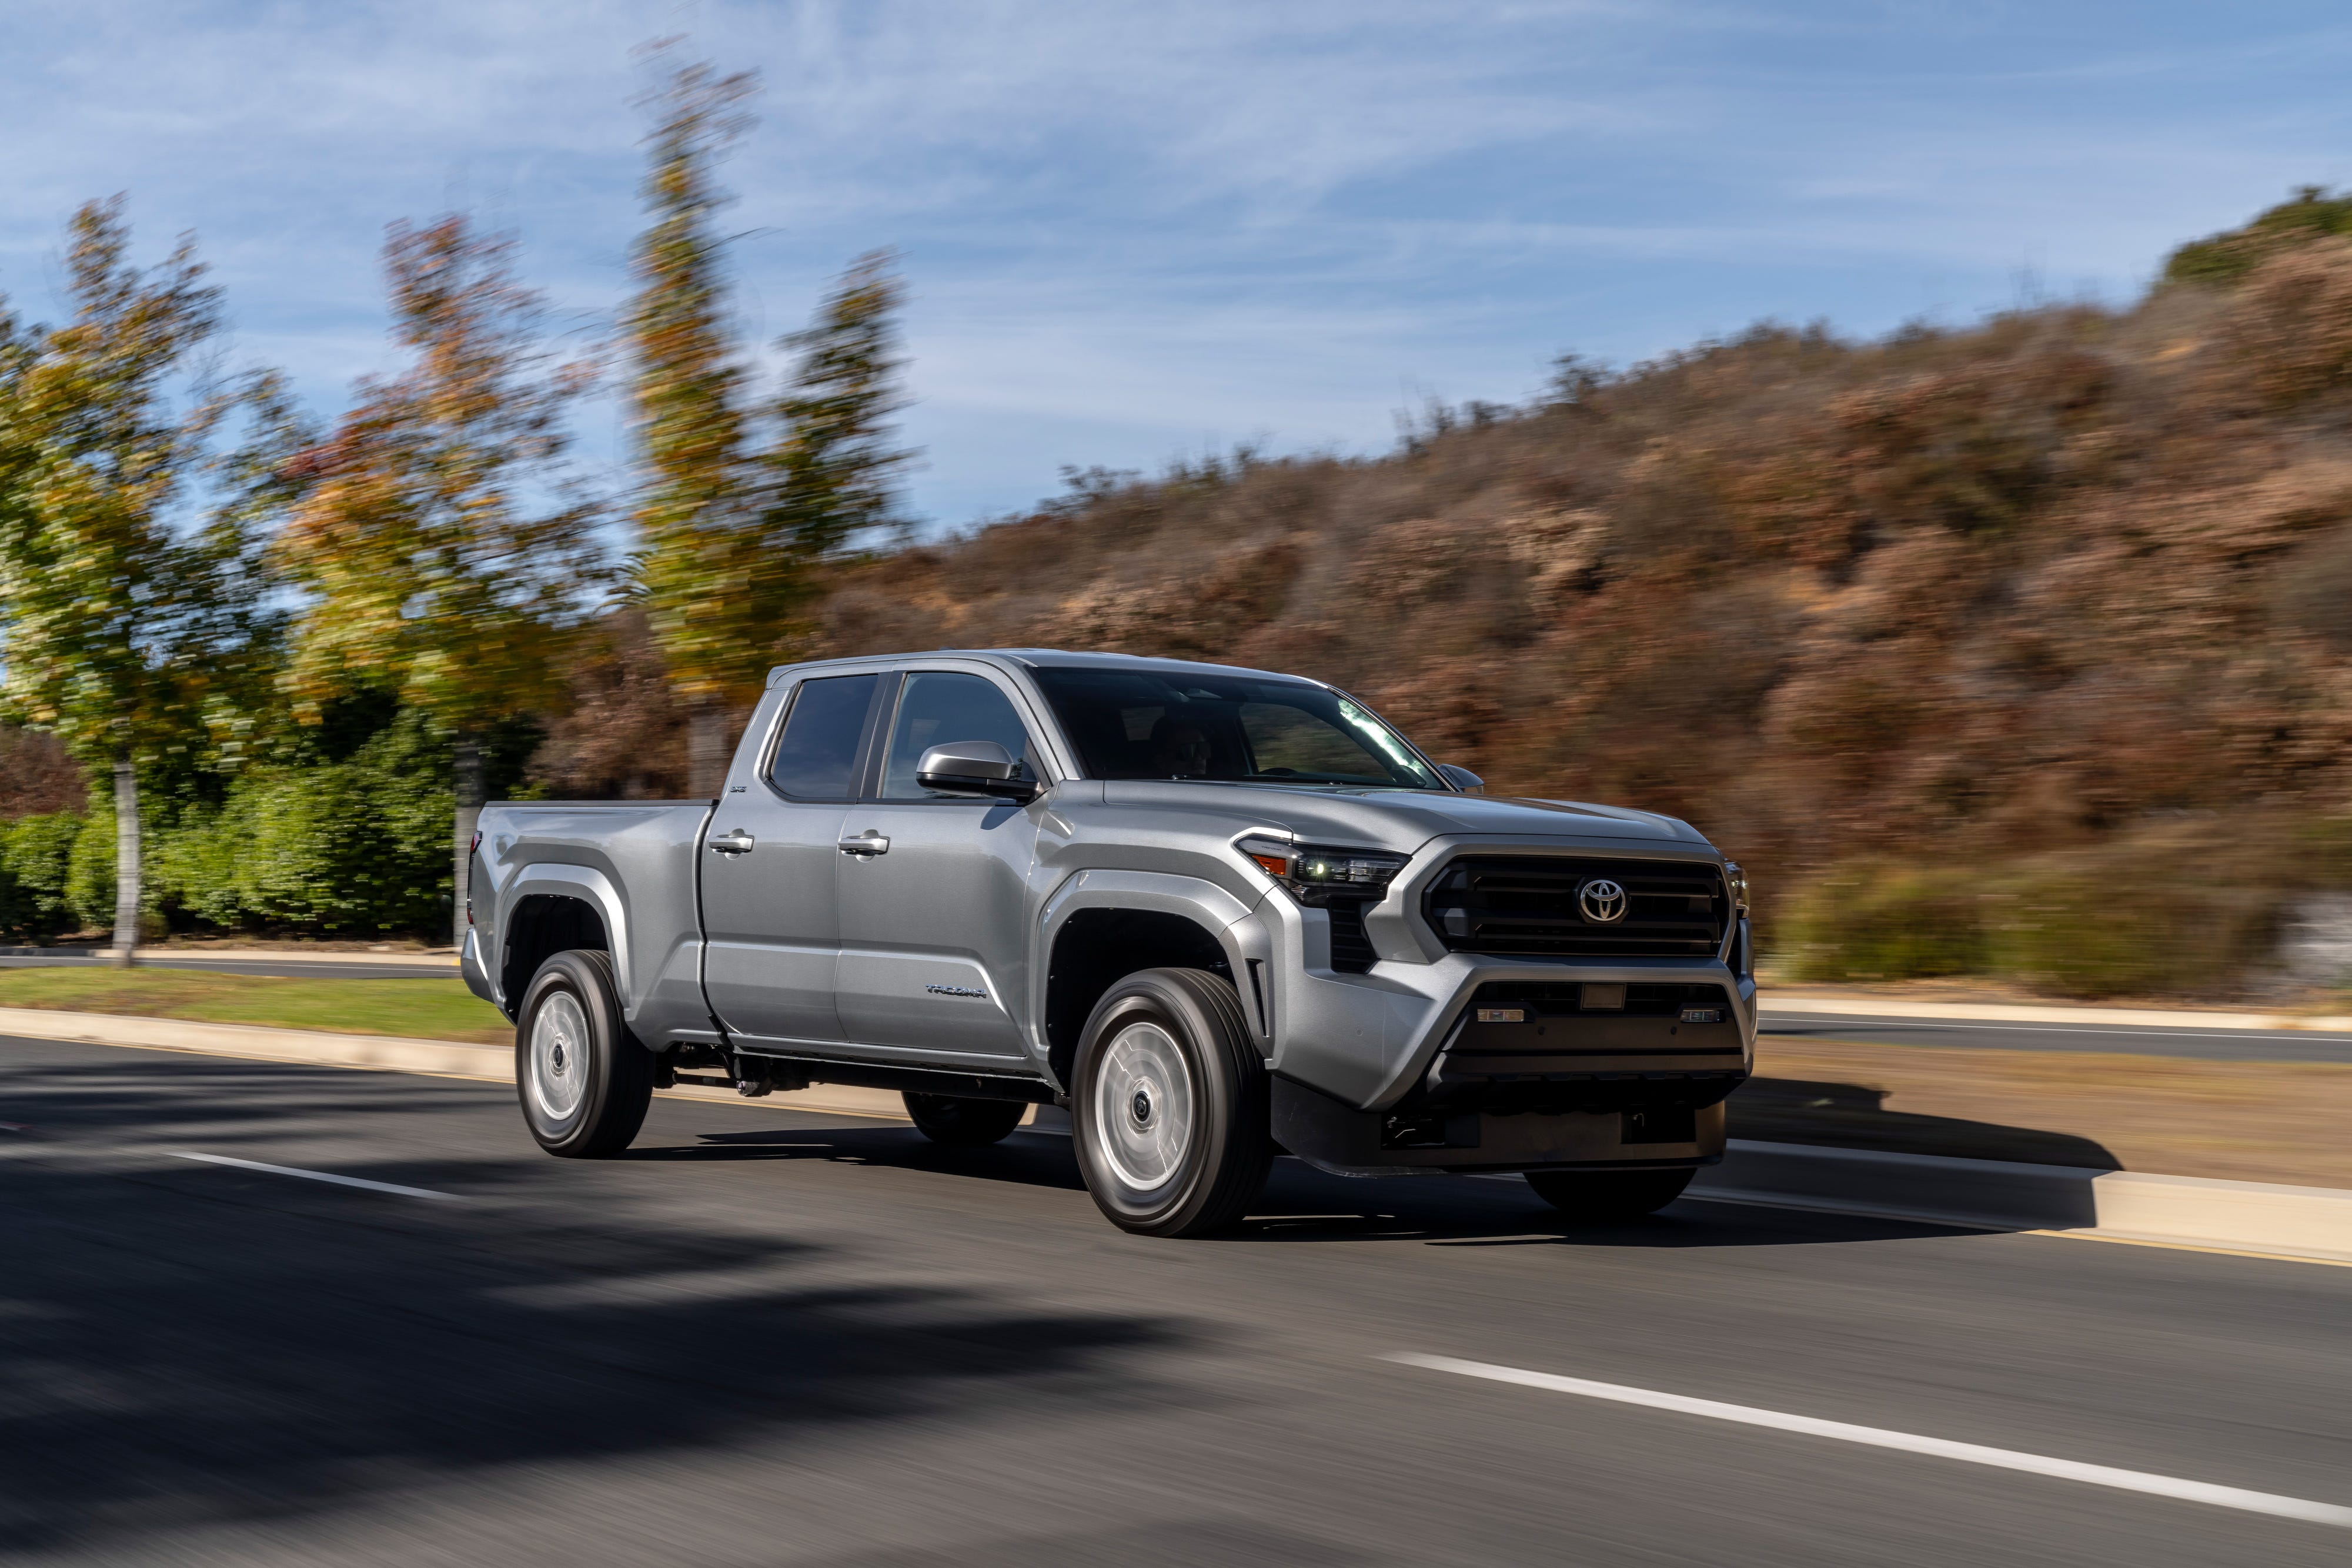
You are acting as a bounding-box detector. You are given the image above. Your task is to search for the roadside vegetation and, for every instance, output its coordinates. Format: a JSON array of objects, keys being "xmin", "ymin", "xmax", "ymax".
[
  {"xmin": 7, "ymin": 87, "xmax": 2352, "ymax": 1002},
  {"xmin": 0, "ymin": 45, "xmax": 905, "ymax": 953}
]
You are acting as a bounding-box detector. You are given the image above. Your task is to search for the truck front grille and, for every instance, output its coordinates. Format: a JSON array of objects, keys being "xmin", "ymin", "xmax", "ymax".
[{"xmin": 1424, "ymin": 855, "xmax": 1728, "ymax": 960}]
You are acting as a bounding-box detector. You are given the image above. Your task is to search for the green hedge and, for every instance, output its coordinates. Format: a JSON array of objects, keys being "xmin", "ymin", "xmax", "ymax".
[
  {"xmin": 1779, "ymin": 862, "xmax": 1989, "ymax": 982},
  {"xmin": 0, "ymin": 720, "xmax": 457, "ymax": 942},
  {"xmin": 0, "ymin": 813, "xmax": 88, "ymax": 938},
  {"xmin": 1779, "ymin": 827, "xmax": 2301, "ymax": 998}
]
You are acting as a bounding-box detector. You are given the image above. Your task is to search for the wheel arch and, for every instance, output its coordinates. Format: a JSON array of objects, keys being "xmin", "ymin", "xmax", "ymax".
[
  {"xmin": 497, "ymin": 867, "xmax": 626, "ymax": 1019},
  {"xmin": 1037, "ymin": 871, "xmax": 1271, "ymax": 1092}
]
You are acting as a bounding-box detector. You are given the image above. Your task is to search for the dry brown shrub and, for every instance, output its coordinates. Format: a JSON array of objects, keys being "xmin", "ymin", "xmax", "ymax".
[
  {"xmin": 2218, "ymin": 239, "xmax": 2352, "ymax": 407},
  {"xmin": 526, "ymin": 611, "xmax": 691, "ymax": 798},
  {"xmin": 0, "ymin": 726, "xmax": 85, "ymax": 819},
  {"xmin": 775, "ymin": 255, "xmax": 2352, "ymax": 992}
]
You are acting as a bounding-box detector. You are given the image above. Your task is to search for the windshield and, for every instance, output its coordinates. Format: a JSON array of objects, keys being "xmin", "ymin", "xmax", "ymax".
[{"xmin": 1031, "ymin": 667, "xmax": 1446, "ymax": 789}]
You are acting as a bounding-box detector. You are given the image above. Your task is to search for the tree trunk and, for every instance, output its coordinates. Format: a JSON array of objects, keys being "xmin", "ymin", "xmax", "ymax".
[
  {"xmin": 687, "ymin": 706, "xmax": 733, "ymax": 798},
  {"xmin": 452, "ymin": 734, "xmax": 485, "ymax": 952},
  {"xmin": 111, "ymin": 755, "xmax": 141, "ymax": 968}
]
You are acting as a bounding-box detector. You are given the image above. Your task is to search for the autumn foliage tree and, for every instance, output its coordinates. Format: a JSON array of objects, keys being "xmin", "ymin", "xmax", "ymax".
[
  {"xmin": 627, "ymin": 51, "xmax": 908, "ymax": 795},
  {"xmin": 0, "ymin": 199, "xmax": 271, "ymax": 964},
  {"xmin": 273, "ymin": 215, "xmax": 599, "ymax": 945}
]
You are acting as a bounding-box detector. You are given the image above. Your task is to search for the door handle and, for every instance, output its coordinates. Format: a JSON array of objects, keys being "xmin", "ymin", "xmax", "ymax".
[
  {"xmin": 837, "ymin": 830, "xmax": 890, "ymax": 857},
  {"xmin": 707, "ymin": 829, "xmax": 756, "ymax": 855}
]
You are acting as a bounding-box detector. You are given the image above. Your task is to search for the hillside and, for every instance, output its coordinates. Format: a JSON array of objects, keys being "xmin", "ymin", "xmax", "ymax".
[
  {"xmin": 775, "ymin": 209, "xmax": 2352, "ymax": 996},
  {"xmin": 15, "ymin": 194, "xmax": 2352, "ymax": 996}
]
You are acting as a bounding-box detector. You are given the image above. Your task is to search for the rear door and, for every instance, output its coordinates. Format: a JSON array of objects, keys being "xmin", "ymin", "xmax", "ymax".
[
  {"xmin": 832, "ymin": 669, "xmax": 1048, "ymax": 1064},
  {"xmin": 699, "ymin": 672, "xmax": 885, "ymax": 1047}
]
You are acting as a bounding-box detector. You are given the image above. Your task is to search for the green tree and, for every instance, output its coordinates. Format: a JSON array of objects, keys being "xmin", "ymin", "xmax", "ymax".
[
  {"xmin": 627, "ymin": 50, "xmax": 767, "ymax": 795},
  {"xmin": 627, "ymin": 51, "xmax": 910, "ymax": 794},
  {"xmin": 0, "ymin": 199, "xmax": 266, "ymax": 964},
  {"xmin": 762, "ymin": 250, "xmax": 910, "ymax": 560},
  {"xmin": 273, "ymin": 214, "xmax": 599, "ymax": 947}
]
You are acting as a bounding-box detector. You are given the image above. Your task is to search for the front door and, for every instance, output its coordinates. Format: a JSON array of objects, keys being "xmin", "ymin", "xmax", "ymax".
[
  {"xmin": 834, "ymin": 670, "xmax": 1045, "ymax": 1064},
  {"xmin": 700, "ymin": 672, "xmax": 883, "ymax": 1047}
]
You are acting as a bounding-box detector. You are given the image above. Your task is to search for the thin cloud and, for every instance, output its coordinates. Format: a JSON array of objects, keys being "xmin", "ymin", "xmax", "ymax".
[{"xmin": 4, "ymin": 0, "xmax": 2344, "ymax": 528}]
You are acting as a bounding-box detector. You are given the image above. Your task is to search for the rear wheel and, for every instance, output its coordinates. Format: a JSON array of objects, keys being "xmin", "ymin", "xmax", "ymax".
[
  {"xmin": 516, "ymin": 949, "xmax": 652, "ymax": 1158},
  {"xmin": 1072, "ymin": 968, "xmax": 1270, "ymax": 1238},
  {"xmin": 903, "ymin": 1092, "xmax": 1027, "ymax": 1146},
  {"xmin": 1524, "ymin": 1166, "xmax": 1693, "ymax": 1220}
]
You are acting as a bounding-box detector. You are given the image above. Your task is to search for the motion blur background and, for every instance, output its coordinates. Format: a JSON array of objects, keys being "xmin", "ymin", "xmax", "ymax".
[{"xmin": 7, "ymin": 1, "xmax": 2352, "ymax": 1004}]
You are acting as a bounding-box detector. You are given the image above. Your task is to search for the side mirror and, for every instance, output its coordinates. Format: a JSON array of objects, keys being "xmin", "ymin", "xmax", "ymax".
[
  {"xmin": 1436, "ymin": 763, "xmax": 1484, "ymax": 794},
  {"xmin": 916, "ymin": 740, "xmax": 1041, "ymax": 803}
]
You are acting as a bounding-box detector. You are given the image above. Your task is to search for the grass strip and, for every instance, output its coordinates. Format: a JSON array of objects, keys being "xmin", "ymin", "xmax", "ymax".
[{"xmin": 0, "ymin": 968, "xmax": 511, "ymax": 1045}]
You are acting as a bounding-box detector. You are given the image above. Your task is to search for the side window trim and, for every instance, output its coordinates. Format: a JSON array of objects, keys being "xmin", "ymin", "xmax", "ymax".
[
  {"xmin": 850, "ymin": 671, "xmax": 902, "ymax": 801},
  {"xmin": 760, "ymin": 671, "xmax": 895, "ymax": 804},
  {"xmin": 865, "ymin": 667, "xmax": 1049, "ymax": 804}
]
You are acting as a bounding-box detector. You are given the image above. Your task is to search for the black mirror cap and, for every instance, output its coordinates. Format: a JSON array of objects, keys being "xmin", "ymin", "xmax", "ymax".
[
  {"xmin": 1436, "ymin": 763, "xmax": 1485, "ymax": 794},
  {"xmin": 915, "ymin": 741, "xmax": 1041, "ymax": 802}
]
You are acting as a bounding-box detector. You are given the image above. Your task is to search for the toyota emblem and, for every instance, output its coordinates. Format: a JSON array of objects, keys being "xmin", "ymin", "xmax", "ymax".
[{"xmin": 1578, "ymin": 877, "xmax": 1628, "ymax": 924}]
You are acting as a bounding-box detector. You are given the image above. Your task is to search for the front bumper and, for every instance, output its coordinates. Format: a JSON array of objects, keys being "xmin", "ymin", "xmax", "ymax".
[{"xmin": 1256, "ymin": 888, "xmax": 1756, "ymax": 1174}]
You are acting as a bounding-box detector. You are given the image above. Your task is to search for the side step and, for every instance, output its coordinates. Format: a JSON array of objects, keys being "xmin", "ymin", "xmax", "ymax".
[{"xmin": 657, "ymin": 1044, "xmax": 1059, "ymax": 1105}]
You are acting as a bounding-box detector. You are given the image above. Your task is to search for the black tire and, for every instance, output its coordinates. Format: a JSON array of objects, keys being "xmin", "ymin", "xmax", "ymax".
[
  {"xmin": 1071, "ymin": 968, "xmax": 1271, "ymax": 1238},
  {"xmin": 903, "ymin": 1092, "xmax": 1028, "ymax": 1146},
  {"xmin": 515, "ymin": 949, "xmax": 653, "ymax": 1158},
  {"xmin": 1524, "ymin": 1166, "xmax": 1694, "ymax": 1220}
]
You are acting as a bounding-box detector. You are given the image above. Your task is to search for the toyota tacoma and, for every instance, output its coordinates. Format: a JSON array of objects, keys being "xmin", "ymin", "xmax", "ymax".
[{"xmin": 462, "ymin": 651, "xmax": 1755, "ymax": 1237}]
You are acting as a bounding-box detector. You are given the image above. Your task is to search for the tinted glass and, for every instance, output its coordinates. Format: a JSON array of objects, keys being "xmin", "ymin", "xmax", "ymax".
[
  {"xmin": 1031, "ymin": 667, "xmax": 1442, "ymax": 788},
  {"xmin": 880, "ymin": 672, "xmax": 1036, "ymax": 799},
  {"xmin": 768, "ymin": 674, "xmax": 879, "ymax": 798}
]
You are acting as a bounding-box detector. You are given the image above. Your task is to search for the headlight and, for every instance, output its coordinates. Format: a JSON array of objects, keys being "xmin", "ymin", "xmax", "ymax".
[
  {"xmin": 1724, "ymin": 861, "xmax": 1750, "ymax": 915},
  {"xmin": 1240, "ymin": 838, "xmax": 1409, "ymax": 905}
]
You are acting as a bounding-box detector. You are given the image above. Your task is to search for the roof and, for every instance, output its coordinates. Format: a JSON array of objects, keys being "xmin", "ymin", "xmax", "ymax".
[{"xmin": 767, "ymin": 648, "xmax": 1319, "ymax": 687}]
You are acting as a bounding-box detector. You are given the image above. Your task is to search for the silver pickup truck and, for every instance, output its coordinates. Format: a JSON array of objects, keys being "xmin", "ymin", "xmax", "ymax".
[{"xmin": 463, "ymin": 650, "xmax": 1755, "ymax": 1236}]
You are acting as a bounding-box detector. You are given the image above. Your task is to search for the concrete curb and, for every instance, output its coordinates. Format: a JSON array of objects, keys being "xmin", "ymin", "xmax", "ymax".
[
  {"xmin": 1762, "ymin": 994, "xmax": 2352, "ymax": 1034},
  {"xmin": 0, "ymin": 1007, "xmax": 916, "ymax": 1121},
  {"xmin": 1692, "ymin": 1140, "xmax": 2352, "ymax": 1263},
  {"xmin": 91, "ymin": 948, "xmax": 459, "ymax": 968},
  {"xmin": 1, "ymin": 947, "xmax": 455, "ymax": 967},
  {"xmin": 6, "ymin": 1006, "xmax": 2347, "ymax": 1262}
]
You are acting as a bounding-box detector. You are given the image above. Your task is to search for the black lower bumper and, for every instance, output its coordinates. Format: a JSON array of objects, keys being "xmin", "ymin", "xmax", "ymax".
[
  {"xmin": 1273, "ymin": 980, "xmax": 1746, "ymax": 1175},
  {"xmin": 1272, "ymin": 1076, "xmax": 1728, "ymax": 1176}
]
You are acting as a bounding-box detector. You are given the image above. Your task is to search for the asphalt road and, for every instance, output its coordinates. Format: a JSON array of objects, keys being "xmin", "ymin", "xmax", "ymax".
[
  {"xmin": 4, "ymin": 1032, "xmax": 2347, "ymax": 1567},
  {"xmin": 1760, "ymin": 1009, "xmax": 2352, "ymax": 1065},
  {"xmin": 0, "ymin": 952, "xmax": 452, "ymax": 980}
]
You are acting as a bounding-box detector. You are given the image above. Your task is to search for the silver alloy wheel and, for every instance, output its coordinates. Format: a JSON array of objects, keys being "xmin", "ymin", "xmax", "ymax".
[
  {"xmin": 529, "ymin": 991, "xmax": 591, "ymax": 1122},
  {"xmin": 1093, "ymin": 1020, "xmax": 1194, "ymax": 1192}
]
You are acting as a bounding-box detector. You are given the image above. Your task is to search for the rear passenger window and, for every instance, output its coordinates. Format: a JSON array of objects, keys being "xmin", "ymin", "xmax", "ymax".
[{"xmin": 768, "ymin": 674, "xmax": 879, "ymax": 798}]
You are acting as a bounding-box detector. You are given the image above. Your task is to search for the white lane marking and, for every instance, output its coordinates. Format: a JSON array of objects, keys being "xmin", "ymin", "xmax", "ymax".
[
  {"xmin": 172, "ymin": 1152, "xmax": 462, "ymax": 1202},
  {"xmin": 1762, "ymin": 1015, "xmax": 2352, "ymax": 1046},
  {"xmin": 1384, "ymin": 1353, "xmax": 2352, "ymax": 1530}
]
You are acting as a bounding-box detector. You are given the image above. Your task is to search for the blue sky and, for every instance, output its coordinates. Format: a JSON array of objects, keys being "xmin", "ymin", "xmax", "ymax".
[{"xmin": 6, "ymin": 1, "xmax": 2349, "ymax": 534}]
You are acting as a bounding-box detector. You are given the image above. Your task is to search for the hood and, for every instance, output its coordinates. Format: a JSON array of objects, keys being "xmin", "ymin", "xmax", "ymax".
[{"xmin": 1095, "ymin": 781, "xmax": 1710, "ymax": 853}]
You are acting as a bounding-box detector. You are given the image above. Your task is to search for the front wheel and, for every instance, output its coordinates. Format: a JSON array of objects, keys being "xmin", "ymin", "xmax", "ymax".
[
  {"xmin": 1072, "ymin": 968, "xmax": 1271, "ymax": 1238},
  {"xmin": 516, "ymin": 949, "xmax": 653, "ymax": 1158},
  {"xmin": 903, "ymin": 1092, "xmax": 1027, "ymax": 1146},
  {"xmin": 1525, "ymin": 1166, "xmax": 1694, "ymax": 1220}
]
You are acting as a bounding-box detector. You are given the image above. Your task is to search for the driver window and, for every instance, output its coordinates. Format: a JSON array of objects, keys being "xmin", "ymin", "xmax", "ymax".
[{"xmin": 879, "ymin": 673, "xmax": 1037, "ymax": 800}]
